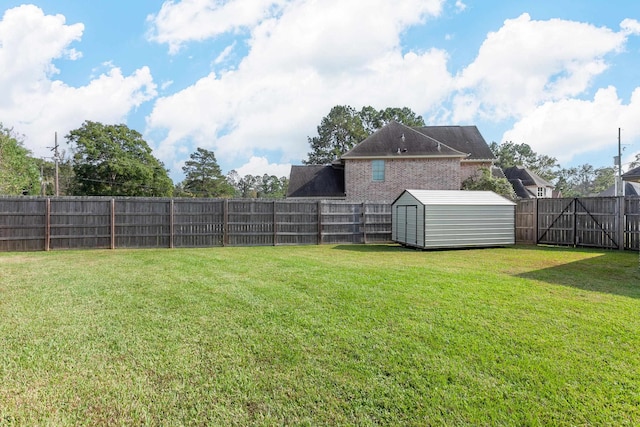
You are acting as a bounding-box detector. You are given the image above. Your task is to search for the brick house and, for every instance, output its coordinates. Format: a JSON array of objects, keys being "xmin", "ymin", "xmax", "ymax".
[{"xmin": 287, "ymin": 121, "xmax": 496, "ymax": 203}]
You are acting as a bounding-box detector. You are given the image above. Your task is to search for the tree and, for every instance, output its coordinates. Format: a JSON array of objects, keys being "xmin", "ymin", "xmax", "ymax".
[
  {"xmin": 489, "ymin": 141, "xmax": 558, "ymax": 182},
  {"xmin": 359, "ymin": 106, "xmax": 425, "ymax": 134},
  {"xmin": 629, "ymin": 153, "xmax": 640, "ymax": 170},
  {"xmin": 67, "ymin": 121, "xmax": 173, "ymax": 196},
  {"xmin": 180, "ymin": 147, "xmax": 234, "ymax": 198},
  {"xmin": 461, "ymin": 167, "xmax": 516, "ymax": 200},
  {"xmin": 0, "ymin": 124, "xmax": 40, "ymax": 195},
  {"xmin": 256, "ymin": 174, "xmax": 289, "ymax": 199},
  {"xmin": 304, "ymin": 105, "xmax": 367, "ymax": 165},
  {"xmin": 555, "ymin": 164, "xmax": 615, "ymax": 197},
  {"xmin": 227, "ymin": 171, "xmax": 289, "ymax": 198},
  {"xmin": 35, "ymin": 152, "xmax": 75, "ymax": 196},
  {"xmin": 304, "ymin": 105, "xmax": 426, "ymax": 165}
]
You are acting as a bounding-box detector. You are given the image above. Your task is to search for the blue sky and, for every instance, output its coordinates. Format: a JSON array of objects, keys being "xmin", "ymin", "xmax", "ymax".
[{"xmin": 1, "ymin": 0, "xmax": 639, "ymax": 183}]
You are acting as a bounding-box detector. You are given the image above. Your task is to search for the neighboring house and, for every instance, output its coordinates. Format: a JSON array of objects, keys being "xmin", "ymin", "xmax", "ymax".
[
  {"xmin": 622, "ymin": 165, "xmax": 640, "ymax": 183},
  {"xmin": 503, "ymin": 166, "xmax": 556, "ymax": 199},
  {"xmin": 598, "ymin": 181, "xmax": 640, "ymax": 197},
  {"xmin": 598, "ymin": 166, "xmax": 640, "ymax": 196},
  {"xmin": 287, "ymin": 121, "xmax": 496, "ymax": 203}
]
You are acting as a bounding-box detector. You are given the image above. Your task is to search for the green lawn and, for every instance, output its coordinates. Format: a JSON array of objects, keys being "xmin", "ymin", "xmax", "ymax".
[{"xmin": 1, "ymin": 245, "xmax": 639, "ymax": 426}]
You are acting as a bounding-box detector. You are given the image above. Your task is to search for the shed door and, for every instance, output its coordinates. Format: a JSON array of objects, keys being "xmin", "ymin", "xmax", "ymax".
[{"xmin": 395, "ymin": 205, "xmax": 418, "ymax": 245}]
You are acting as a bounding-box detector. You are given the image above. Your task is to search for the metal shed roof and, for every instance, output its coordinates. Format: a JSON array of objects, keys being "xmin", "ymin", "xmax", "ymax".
[{"xmin": 396, "ymin": 190, "xmax": 516, "ymax": 206}]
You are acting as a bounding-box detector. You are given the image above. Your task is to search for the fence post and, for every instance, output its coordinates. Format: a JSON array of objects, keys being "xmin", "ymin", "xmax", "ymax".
[
  {"xmin": 618, "ymin": 196, "xmax": 625, "ymax": 251},
  {"xmin": 362, "ymin": 202, "xmax": 367, "ymax": 244},
  {"xmin": 44, "ymin": 198, "xmax": 51, "ymax": 251},
  {"xmin": 223, "ymin": 199, "xmax": 229, "ymax": 247},
  {"xmin": 110, "ymin": 199, "xmax": 116, "ymax": 250},
  {"xmin": 317, "ymin": 200, "xmax": 323, "ymax": 245},
  {"xmin": 534, "ymin": 198, "xmax": 539, "ymax": 244},
  {"xmin": 169, "ymin": 199, "xmax": 175, "ymax": 249},
  {"xmin": 273, "ymin": 200, "xmax": 277, "ymax": 246}
]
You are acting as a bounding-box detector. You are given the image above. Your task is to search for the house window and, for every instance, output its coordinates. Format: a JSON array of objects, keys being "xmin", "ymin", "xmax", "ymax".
[
  {"xmin": 537, "ymin": 187, "xmax": 545, "ymax": 197},
  {"xmin": 372, "ymin": 160, "xmax": 385, "ymax": 181}
]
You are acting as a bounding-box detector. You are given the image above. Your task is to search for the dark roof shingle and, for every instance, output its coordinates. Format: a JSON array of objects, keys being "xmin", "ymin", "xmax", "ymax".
[
  {"xmin": 622, "ymin": 165, "xmax": 640, "ymax": 182},
  {"xmin": 503, "ymin": 166, "xmax": 553, "ymax": 187},
  {"xmin": 341, "ymin": 121, "xmax": 480, "ymax": 159},
  {"xmin": 286, "ymin": 165, "xmax": 345, "ymax": 198}
]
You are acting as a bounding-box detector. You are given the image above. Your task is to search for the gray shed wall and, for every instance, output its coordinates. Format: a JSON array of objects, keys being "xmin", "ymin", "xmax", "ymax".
[{"xmin": 392, "ymin": 190, "xmax": 515, "ymax": 249}]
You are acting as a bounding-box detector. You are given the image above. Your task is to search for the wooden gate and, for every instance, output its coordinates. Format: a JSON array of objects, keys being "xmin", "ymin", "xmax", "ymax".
[{"xmin": 537, "ymin": 198, "xmax": 621, "ymax": 249}]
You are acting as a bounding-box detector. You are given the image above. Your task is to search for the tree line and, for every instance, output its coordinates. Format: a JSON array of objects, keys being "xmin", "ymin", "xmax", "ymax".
[
  {"xmin": 0, "ymin": 121, "xmax": 287, "ymax": 198},
  {"xmin": 2, "ymin": 109, "xmax": 638, "ymax": 198}
]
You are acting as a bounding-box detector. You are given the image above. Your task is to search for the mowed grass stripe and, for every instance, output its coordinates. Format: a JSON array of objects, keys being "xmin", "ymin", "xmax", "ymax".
[{"xmin": 0, "ymin": 245, "xmax": 639, "ymax": 426}]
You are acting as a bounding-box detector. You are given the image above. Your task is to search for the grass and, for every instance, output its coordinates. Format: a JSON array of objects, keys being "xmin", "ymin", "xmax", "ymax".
[{"xmin": 0, "ymin": 244, "xmax": 639, "ymax": 426}]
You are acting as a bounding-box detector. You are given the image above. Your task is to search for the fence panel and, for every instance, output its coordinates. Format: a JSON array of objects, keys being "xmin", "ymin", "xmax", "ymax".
[
  {"xmin": 363, "ymin": 203, "xmax": 392, "ymax": 243},
  {"xmin": 626, "ymin": 196, "xmax": 640, "ymax": 251},
  {"xmin": 49, "ymin": 198, "xmax": 112, "ymax": 250},
  {"xmin": 173, "ymin": 199, "xmax": 225, "ymax": 248},
  {"xmin": 573, "ymin": 197, "xmax": 619, "ymax": 249},
  {"xmin": 275, "ymin": 201, "xmax": 319, "ymax": 245},
  {"xmin": 227, "ymin": 200, "xmax": 274, "ymax": 246},
  {"xmin": 115, "ymin": 199, "xmax": 171, "ymax": 248},
  {"xmin": 536, "ymin": 198, "xmax": 576, "ymax": 246},
  {"xmin": 0, "ymin": 198, "xmax": 46, "ymax": 251},
  {"xmin": 320, "ymin": 202, "xmax": 363, "ymax": 244},
  {"xmin": 515, "ymin": 199, "xmax": 536, "ymax": 244}
]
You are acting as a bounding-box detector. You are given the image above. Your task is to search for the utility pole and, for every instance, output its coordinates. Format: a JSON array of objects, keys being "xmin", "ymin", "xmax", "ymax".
[
  {"xmin": 52, "ymin": 132, "xmax": 60, "ymax": 196},
  {"xmin": 618, "ymin": 128, "xmax": 624, "ymax": 197}
]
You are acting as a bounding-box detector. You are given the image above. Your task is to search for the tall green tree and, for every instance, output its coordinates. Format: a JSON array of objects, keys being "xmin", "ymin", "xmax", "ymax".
[
  {"xmin": 304, "ymin": 105, "xmax": 425, "ymax": 165},
  {"xmin": 359, "ymin": 106, "xmax": 425, "ymax": 134},
  {"xmin": 461, "ymin": 167, "xmax": 516, "ymax": 200},
  {"xmin": 181, "ymin": 147, "xmax": 234, "ymax": 198},
  {"xmin": 67, "ymin": 121, "xmax": 173, "ymax": 196},
  {"xmin": 0, "ymin": 124, "xmax": 40, "ymax": 195},
  {"xmin": 304, "ymin": 105, "xmax": 367, "ymax": 165},
  {"xmin": 555, "ymin": 164, "xmax": 615, "ymax": 197},
  {"xmin": 489, "ymin": 141, "xmax": 558, "ymax": 182},
  {"xmin": 256, "ymin": 174, "xmax": 289, "ymax": 199}
]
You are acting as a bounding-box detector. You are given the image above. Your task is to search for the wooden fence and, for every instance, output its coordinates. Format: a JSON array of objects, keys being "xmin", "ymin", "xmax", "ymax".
[
  {"xmin": 0, "ymin": 197, "xmax": 392, "ymax": 252},
  {"xmin": 515, "ymin": 196, "xmax": 640, "ymax": 250},
  {"xmin": 2, "ymin": 196, "xmax": 639, "ymax": 252}
]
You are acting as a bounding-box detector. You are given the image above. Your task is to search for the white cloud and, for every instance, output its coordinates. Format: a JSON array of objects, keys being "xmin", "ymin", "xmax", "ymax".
[
  {"xmin": 235, "ymin": 156, "xmax": 291, "ymax": 177},
  {"xmin": 147, "ymin": 0, "xmax": 448, "ymax": 176},
  {"xmin": 0, "ymin": 5, "xmax": 83, "ymax": 102},
  {"xmin": 503, "ymin": 86, "xmax": 640, "ymax": 164},
  {"xmin": 621, "ymin": 18, "xmax": 640, "ymax": 36},
  {"xmin": 147, "ymin": 0, "xmax": 288, "ymax": 54},
  {"xmin": 455, "ymin": 1, "xmax": 467, "ymax": 12},
  {"xmin": 452, "ymin": 13, "xmax": 627, "ymax": 122},
  {"xmin": 214, "ymin": 42, "xmax": 237, "ymax": 65},
  {"xmin": 0, "ymin": 6, "xmax": 157, "ymax": 158}
]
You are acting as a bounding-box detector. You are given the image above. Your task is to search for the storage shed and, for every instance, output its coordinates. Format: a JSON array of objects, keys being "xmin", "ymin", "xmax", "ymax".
[{"xmin": 392, "ymin": 190, "xmax": 516, "ymax": 249}]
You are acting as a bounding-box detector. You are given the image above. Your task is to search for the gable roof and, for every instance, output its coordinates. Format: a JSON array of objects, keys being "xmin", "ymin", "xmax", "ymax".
[
  {"xmin": 394, "ymin": 189, "xmax": 515, "ymax": 206},
  {"xmin": 508, "ymin": 179, "xmax": 536, "ymax": 199},
  {"xmin": 622, "ymin": 165, "xmax": 640, "ymax": 182},
  {"xmin": 341, "ymin": 121, "xmax": 475, "ymax": 160},
  {"xmin": 412, "ymin": 125, "xmax": 496, "ymax": 160},
  {"xmin": 598, "ymin": 181, "xmax": 640, "ymax": 196},
  {"xmin": 503, "ymin": 166, "xmax": 553, "ymax": 187},
  {"xmin": 286, "ymin": 165, "xmax": 345, "ymax": 198}
]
